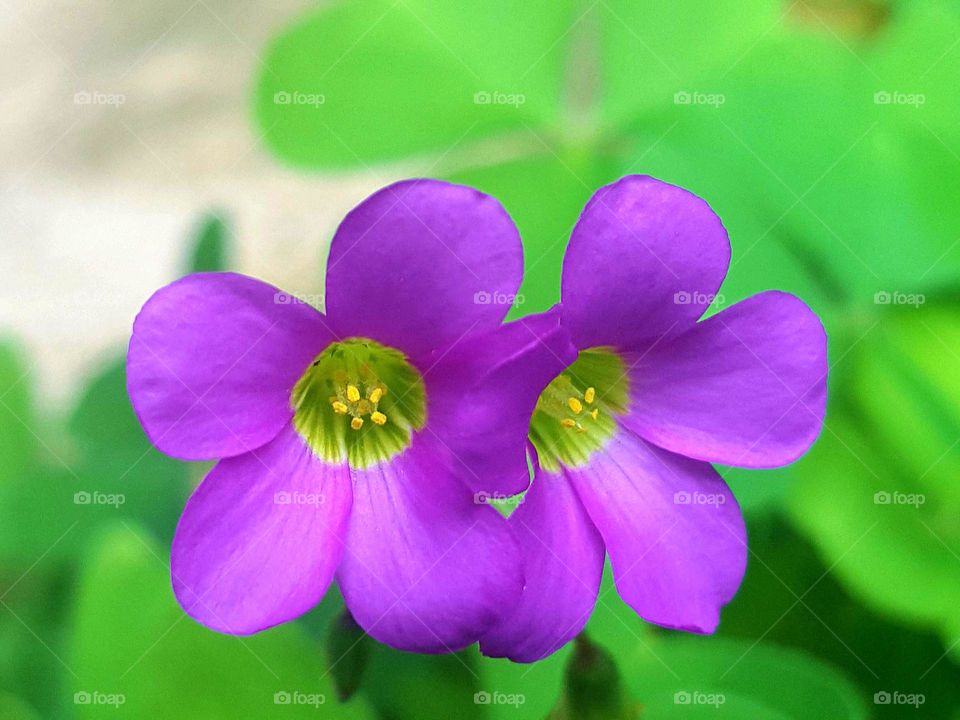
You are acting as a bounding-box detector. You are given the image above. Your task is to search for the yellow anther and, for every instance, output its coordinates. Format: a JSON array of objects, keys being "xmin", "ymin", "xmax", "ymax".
[
  {"xmin": 346, "ymin": 385, "xmax": 361, "ymax": 403},
  {"xmin": 369, "ymin": 387, "xmax": 383, "ymax": 403},
  {"xmin": 567, "ymin": 397, "xmax": 583, "ymax": 414},
  {"xmin": 331, "ymin": 400, "xmax": 348, "ymax": 415},
  {"xmin": 371, "ymin": 411, "xmax": 387, "ymax": 426},
  {"xmin": 350, "ymin": 417, "xmax": 364, "ymax": 430},
  {"xmin": 560, "ymin": 418, "xmax": 577, "ymax": 429},
  {"xmin": 584, "ymin": 387, "xmax": 596, "ymax": 404},
  {"xmin": 590, "ymin": 408, "xmax": 599, "ymax": 421},
  {"xmin": 576, "ymin": 424, "xmax": 586, "ymax": 434}
]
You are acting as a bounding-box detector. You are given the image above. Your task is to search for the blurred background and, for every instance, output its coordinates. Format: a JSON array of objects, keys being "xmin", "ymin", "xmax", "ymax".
[{"xmin": 1, "ymin": 0, "xmax": 958, "ymax": 717}]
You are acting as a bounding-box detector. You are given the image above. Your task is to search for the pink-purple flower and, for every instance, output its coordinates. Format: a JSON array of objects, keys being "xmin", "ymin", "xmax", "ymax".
[
  {"xmin": 480, "ymin": 175, "xmax": 828, "ymax": 662},
  {"xmin": 126, "ymin": 179, "xmax": 573, "ymax": 653}
]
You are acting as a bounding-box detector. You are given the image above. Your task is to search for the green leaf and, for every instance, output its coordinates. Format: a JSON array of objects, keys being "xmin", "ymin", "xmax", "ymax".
[
  {"xmin": 255, "ymin": 0, "xmax": 577, "ymax": 168},
  {"xmin": 69, "ymin": 523, "xmax": 375, "ymax": 719},
  {"xmin": 186, "ymin": 213, "xmax": 229, "ymax": 273},
  {"xmin": 0, "ymin": 693, "xmax": 41, "ymax": 720},
  {"xmin": 599, "ymin": 0, "xmax": 780, "ymax": 127},
  {"xmin": 0, "ymin": 339, "xmax": 36, "ymax": 481},
  {"xmin": 612, "ymin": 634, "xmax": 867, "ymax": 720},
  {"xmin": 789, "ymin": 302, "xmax": 960, "ymax": 643}
]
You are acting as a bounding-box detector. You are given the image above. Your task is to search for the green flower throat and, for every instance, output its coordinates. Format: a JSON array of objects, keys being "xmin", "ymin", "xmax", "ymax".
[
  {"xmin": 528, "ymin": 348, "xmax": 629, "ymax": 473},
  {"xmin": 291, "ymin": 338, "xmax": 426, "ymax": 467}
]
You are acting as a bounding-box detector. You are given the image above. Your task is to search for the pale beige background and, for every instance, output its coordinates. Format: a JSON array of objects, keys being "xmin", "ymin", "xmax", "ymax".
[{"xmin": 0, "ymin": 1, "xmax": 399, "ymax": 407}]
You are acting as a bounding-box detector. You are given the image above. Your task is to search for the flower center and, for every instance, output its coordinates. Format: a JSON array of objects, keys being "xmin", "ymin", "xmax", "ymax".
[
  {"xmin": 291, "ymin": 337, "xmax": 426, "ymax": 468},
  {"xmin": 528, "ymin": 348, "xmax": 629, "ymax": 472}
]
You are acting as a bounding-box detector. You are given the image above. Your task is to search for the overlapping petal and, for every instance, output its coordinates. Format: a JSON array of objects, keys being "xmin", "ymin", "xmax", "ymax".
[
  {"xmin": 171, "ymin": 425, "xmax": 352, "ymax": 634},
  {"xmin": 127, "ymin": 272, "xmax": 334, "ymax": 461},
  {"xmin": 425, "ymin": 307, "xmax": 577, "ymax": 497},
  {"xmin": 480, "ymin": 461, "xmax": 604, "ymax": 662},
  {"xmin": 324, "ymin": 179, "xmax": 524, "ymax": 361},
  {"xmin": 336, "ymin": 434, "xmax": 524, "ymax": 653}
]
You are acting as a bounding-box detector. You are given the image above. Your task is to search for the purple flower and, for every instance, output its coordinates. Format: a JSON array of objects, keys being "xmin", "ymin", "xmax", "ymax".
[
  {"xmin": 126, "ymin": 179, "xmax": 574, "ymax": 653},
  {"xmin": 481, "ymin": 175, "xmax": 828, "ymax": 662}
]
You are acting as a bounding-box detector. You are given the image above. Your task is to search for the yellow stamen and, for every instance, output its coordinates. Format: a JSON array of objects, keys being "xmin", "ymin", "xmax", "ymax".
[
  {"xmin": 346, "ymin": 385, "xmax": 361, "ymax": 403},
  {"xmin": 350, "ymin": 417, "xmax": 364, "ymax": 430},
  {"xmin": 568, "ymin": 397, "xmax": 583, "ymax": 414},
  {"xmin": 590, "ymin": 408, "xmax": 599, "ymax": 421},
  {"xmin": 576, "ymin": 423, "xmax": 586, "ymax": 433},
  {"xmin": 560, "ymin": 418, "xmax": 576, "ymax": 429},
  {"xmin": 584, "ymin": 387, "xmax": 596, "ymax": 404},
  {"xmin": 369, "ymin": 387, "xmax": 383, "ymax": 403},
  {"xmin": 331, "ymin": 400, "xmax": 348, "ymax": 415},
  {"xmin": 371, "ymin": 411, "xmax": 387, "ymax": 426}
]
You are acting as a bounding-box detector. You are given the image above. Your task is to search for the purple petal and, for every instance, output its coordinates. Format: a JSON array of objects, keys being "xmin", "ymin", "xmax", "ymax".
[
  {"xmin": 171, "ymin": 425, "xmax": 352, "ymax": 634},
  {"xmin": 127, "ymin": 272, "xmax": 334, "ymax": 461},
  {"xmin": 561, "ymin": 175, "xmax": 730, "ymax": 349},
  {"xmin": 424, "ymin": 306, "xmax": 577, "ymax": 497},
  {"xmin": 336, "ymin": 435, "xmax": 524, "ymax": 653},
  {"xmin": 621, "ymin": 291, "xmax": 827, "ymax": 468},
  {"xmin": 566, "ymin": 429, "xmax": 745, "ymax": 633},
  {"xmin": 324, "ymin": 179, "xmax": 523, "ymax": 361},
  {"xmin": 480, "ymin": 462, "xmax": 604, "ymax": 662}
]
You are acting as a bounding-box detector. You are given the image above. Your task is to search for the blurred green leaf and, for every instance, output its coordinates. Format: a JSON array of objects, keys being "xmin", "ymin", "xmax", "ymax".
[
  {"xmin": 612, "ymin": 634, "xmax": 867, "ymax": 719},
  {"xmin": 255, "ymin": 0, "xmax": 577, "ymax": 168},
  {"xmin": 789, "ymin": 301, "xmax": 960, "ymax": 645},
  {"xmin": 0, "ymin": 339, "xmax": 36, "ymax": 482},
  {"xmin": 0, "ymin": 692, "xmax": 41, "ymax": 720},
  {"xmin": 326, "ymin": 611, "xmax": 373, "ymax": 702},
  {"xmin": 599, "ymin": 0, "xmax": 780, "ymax": 127},
  {"xmin": 186, "ymin": 213, "xmax": 229, "ymax": 274},
  {"xmin": 363, "ymin": 646, "xmax": 481, "ymax": 720},
  {"xmin": 70, "ymin": 523, "xmax": 375, "ymax": 719}
]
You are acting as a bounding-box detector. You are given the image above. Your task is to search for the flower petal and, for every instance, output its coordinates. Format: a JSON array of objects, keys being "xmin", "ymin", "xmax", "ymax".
[
  {"xmin": 324, "ymin": 179, "xmax": 523, "ymax": 360},
  {"xmin": 561, "ymin": 175, "xmax": 730, "ymax": 349},
  {"xmin": 566, "ymin": 429, "xmax": 745, "ymax": 633},
  {"xmin": 621, "ymin": 291, "xmax": 827, "ymax": 468},
  {"xmin": 171, "ymin": 425, "xmax": 352, "ymax": 634},
  {"xmin": 336, "ymin": 435, "xmax": 524, "ymax": 653},
  {"xmin": 127, "ymin": 272, "xmax": 334, "ymax": 461},
  {"xmin": 424, "ymin": 306, "xmax": 577, "ymax": 497},
  {"xmin": 480, "ymin": 463, "xmax": 604, "ymax": 662}
]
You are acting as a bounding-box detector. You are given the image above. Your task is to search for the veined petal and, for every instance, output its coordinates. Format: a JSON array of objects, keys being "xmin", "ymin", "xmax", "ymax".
[
  {"xmin": 621, "ymin": 291, "xmax": 827, "ymax": 468},
  {"xmin": 336, "ymin": 435, "xmax": 523, "ymax": 653},
  {"xmin": 480, "ymin": 460, "xmax": 604, "ymax": 662},
  {"xmin": 127, "ymin": 272, "xmax": 334, "ymax": 461},
  {"xmin": 424, "ymin": 306, "xmax": 577, "ymax": 497},
  {"xmin": 171, "ymin": 425, "xmax": 352, "ymax": 634},
  {"xmin": 566, "ymin": 429, "xmax": 746, "ymax": 633},
  {"xmin": 324, "ymin": 179, "xmax": 524, "ymax": 361},
  {"xmin": 561, "ymin": 175, "xmax": 730, "ymax": 349}
]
